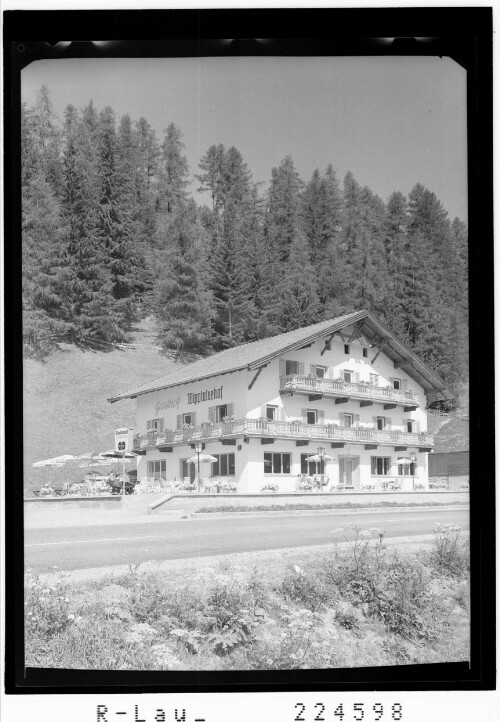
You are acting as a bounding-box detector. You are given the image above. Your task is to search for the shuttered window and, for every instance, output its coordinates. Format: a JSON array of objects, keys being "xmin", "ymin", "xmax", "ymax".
[
  {"xmin": 285, "ymin": 360, "xmax": 305, "ymax": 376},
  {"xmin": 147, "ymin": 418, "xmax": 164, "ymax": 432}
]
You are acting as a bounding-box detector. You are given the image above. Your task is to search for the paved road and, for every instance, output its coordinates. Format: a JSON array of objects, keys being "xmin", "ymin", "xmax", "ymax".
[{"xmin": 25, "ymin": 507, "xmax": 468, "ymax": 573}]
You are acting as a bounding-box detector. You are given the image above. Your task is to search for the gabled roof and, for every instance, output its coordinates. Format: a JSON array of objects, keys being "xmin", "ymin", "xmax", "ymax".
[{"xmin": 108, "ymin": 310, "xmax": 454, "ymax": 403}]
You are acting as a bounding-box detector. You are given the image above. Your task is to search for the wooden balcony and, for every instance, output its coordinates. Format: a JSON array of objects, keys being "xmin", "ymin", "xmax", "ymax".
[
  {"xmin": 133, "ymin": 418, "xmax": 434, "ymax": 451},
  {"xmin": 280, "ymin": 374, "xmax": 419, "ymax": 408}
]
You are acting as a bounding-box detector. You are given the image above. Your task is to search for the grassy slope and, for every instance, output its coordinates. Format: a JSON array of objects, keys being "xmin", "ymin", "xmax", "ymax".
[{"xmin": 23, "ymin": 344, "xmax": 179, "ymax": 493}]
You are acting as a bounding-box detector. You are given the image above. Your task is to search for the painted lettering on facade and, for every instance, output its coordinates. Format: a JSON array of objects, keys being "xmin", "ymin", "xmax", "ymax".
[
  {"xmin": 187, "ymin": 385, "xmax": 223, "ymax": 405},
  {"xmin": 155, "ymin": 397, "xmax": 181, "ymax": 416}
]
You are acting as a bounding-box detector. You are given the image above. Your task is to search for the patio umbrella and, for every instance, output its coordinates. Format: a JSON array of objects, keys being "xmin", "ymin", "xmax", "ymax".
[
  {"xmin": 78, "ymin": 460, "xmax": 112, "ymax": 468},
  {"xmin": 305, "ymin": 453, "xmax": 335, "ymax": 462},
  {"xmin": 33, "ymin": 454, "xmax": 80, "ymax": 485},
  {"xmin": 187, "ymin": 453, "xmax": 218, "ymax": 490},
  {"xmin": 32, "ymin": 459, "xmax": 65, "ymax": 468},
  {"xmin": 186, "ymin": 453, "xmax": 218, "ymax": 464}
]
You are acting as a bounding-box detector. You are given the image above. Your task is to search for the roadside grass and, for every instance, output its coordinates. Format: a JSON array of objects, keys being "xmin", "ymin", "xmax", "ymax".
[
  {"xmin": 195, "ymin": 501, "xmax": 467, "ymax": 514},
  {"xmin": 25, "ymin": 525, "xmax": 470, "ymax": 671}
]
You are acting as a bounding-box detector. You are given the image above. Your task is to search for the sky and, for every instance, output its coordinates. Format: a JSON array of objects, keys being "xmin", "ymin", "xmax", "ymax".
[{"xmin": 22, "ymin": 55, "xmax": 467, "ymax": 221}]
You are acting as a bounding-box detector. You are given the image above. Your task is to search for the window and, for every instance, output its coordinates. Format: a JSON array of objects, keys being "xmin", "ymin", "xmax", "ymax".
[
  {"xmin": 315, "ymin": 365, "xmax": 327, "ymax": 379},
  {"xmin": 392, "ymin": 378, "xmax": 401, "ymax": 390},
  {"xmin": 147, "ymin": 460, "xmax": 167, "ymax": 480},
  {"xmin": 306, "ymin": 409, "xmax": 318, "ymax": 425},
  {"xmin": 264, "ymin": 452, "xmax": 291, "ymax": 474},
  {"xmin": 147, "ymin": 418, "xmax": 164, "ymax": 432},
  {"xmin": 266, "ymin": 405, "xmax": 278, "ymax": 421},
  {"xmin": 398, "ymin": 461, "xmax": 417, "ymax": 476},
  {"xmin": 343, "ymin": 413, "xmax": 353, "ymax": 428},
  {"xmin": 406, "ymin": 420, "xmax": 414, "ymax": 433},
  {"xmin": 215, "ymin": 404, "xmax": 228, "ymax": 422},
  {"xmin": 344, "ymin": 344, "xmax": 350, "ymax": 354},
  {"xmin": 363, "ymin": 348, "xmax": 368, "ymax": 358},
  {"xmin": 286, "ymin": 360, "xmax": 300, "ymax": 375},
  {"xmin": 371, "ymin": 457, "xmax": 391, "ymax": 476},
  {"xmin": 301, "ymin": 454, "xmax": 322, "ymax": 475},
  {"xmin": 369, "ymin": 373, "xmax": 379, "ymax": 386},
  {"xmin": 343, "ymin": 369, "xmax": 353, "ymax": 383},
  {"xmin": 182, "ymin": 413, "xmax": 193, "ymax": 426},
  {"xmin": 212, "ymin": 453, "xmax": 235, "ymax": 476},
  {"xmin": 376, "ymin": 416, "xmax": 386, "ymax": 431}
]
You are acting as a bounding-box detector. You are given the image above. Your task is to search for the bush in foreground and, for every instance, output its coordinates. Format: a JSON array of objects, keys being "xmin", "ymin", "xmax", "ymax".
[{"xmin": 25, "ymin": 529, "xmax": 470, "ymax": 670}]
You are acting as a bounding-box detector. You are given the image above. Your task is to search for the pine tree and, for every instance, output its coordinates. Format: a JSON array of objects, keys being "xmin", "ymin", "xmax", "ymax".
[
  {"xmin": 265, "ymin": 155, "xmax": 304, "ymax": 263},
  {"xmin": 276, "ymin": 233, "xmax": 322, "ymax": 332},
  {"xmin": 158, "ymin": 122, "xmax": 189, "ymax": 213},
  {"xmin": 155, "ymin": 202, "xmax": 214, "ymax": 355}
]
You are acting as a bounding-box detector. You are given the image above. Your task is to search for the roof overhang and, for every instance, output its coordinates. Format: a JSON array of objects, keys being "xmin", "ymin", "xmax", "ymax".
[{"xmin": 108, "ymin": 310, "xmax": 454, "ymax": 403}]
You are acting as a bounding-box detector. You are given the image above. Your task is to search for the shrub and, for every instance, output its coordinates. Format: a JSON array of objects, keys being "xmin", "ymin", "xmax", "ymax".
[
  {"xmin": 25, "ymin": 569, "xmax": 76, "ymax": 639},
  {"xmin": 278, "ymin": 565, "xmax": 330, "ymax": 611},
  {"xmin": 430, "ymin": 524, "xmax": 469, "ymax": 577}
]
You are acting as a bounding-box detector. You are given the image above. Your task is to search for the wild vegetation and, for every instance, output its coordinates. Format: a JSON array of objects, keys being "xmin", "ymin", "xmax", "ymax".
[
  {"xmin": 25, "ymin": 525, "xmax": 469, "ymax": 670},
  {"xmin": 23, "ymin": 86, "xmax": 468, "ymax": 398}
]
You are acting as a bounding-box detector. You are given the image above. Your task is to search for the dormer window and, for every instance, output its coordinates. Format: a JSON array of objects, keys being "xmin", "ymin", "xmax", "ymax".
[
  {"xmin": 363, "ymin": 348, "xmax": 368, "ymax": 358},
  {"xmin": 344, "ymin": 344, "xmax": 350, "ymax": 354}
]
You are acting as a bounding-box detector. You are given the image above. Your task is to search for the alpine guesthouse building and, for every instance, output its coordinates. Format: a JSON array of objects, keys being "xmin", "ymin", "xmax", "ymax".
[{"xmin": 109, "ymin": 311, "xmax": 453, "ymax": 493}]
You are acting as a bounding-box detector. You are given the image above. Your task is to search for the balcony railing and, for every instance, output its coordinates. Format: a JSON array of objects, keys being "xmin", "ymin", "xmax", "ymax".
[
  {"xmin": 134, "ymin": 418, "xmax": 433, "ymax": 451},
  {"xmin": 280, "ymin": 374, "xmax": 419, "ymax": 406}
]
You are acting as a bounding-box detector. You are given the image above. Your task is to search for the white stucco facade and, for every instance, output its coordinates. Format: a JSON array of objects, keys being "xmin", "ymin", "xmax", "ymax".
[{"xmin": 125, "ymin": 320, "xmax": 437, "ymax": 493}]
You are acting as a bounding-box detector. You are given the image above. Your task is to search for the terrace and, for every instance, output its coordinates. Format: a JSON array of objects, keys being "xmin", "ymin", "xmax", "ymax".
[
  {"xmin": 133, "ymin": 418, "xmax": 433, "ymax": 452},
  {"xmin": 279, "ymin": 374, "xmax": 419, "ymax": 408}
]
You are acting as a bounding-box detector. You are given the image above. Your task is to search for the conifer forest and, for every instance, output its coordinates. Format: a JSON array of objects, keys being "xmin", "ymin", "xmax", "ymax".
[{"xmin": 22, "ymin": 87, "xmax": 469, "ymax": 398}]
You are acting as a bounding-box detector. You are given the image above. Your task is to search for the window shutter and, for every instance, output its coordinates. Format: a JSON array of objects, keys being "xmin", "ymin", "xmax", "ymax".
[
  {"xmin": 371, "ymin": 457, "xmax": 376, "ymax": 475},
  {"xmin": 310, "ymin": 364, "xmax": 316, "ymax": 375},
  {"xmin": 159, "ymin": 418, "xmax": 164, "ymax": 432},
  {"xmin": 147, "ymin": 420, "xmax": 152, "ymax": 431},
  {"xmin": 260, "ymin": 405, "xmax": 266, "ymax": 419},
  {"xmin": 191, "ymin": 412, "xmax": 196, "ymax": 427},
  {"xmin": 339, "ymin": 411, "xmax": 345, "ymax": 423},
  {"xmin": 301, "ymin": 408, "xmax": 308, "ymax": 423},
  {"xmin": 279, "ymin": 359, "xmax": 286, "ymax": 376},
  {"xmin": 387, "ymin": 417, "xmax": 392, "ymax": 430},
  {"xmin": 176, "ymin": 414, "xmax": 182, "ymax": 429},
  {"xmin": 227, "ymin": 403, "xmax": 234, "ymax": 418},
  {"xmin": 354, "ymin": 372, "xmax": 360, "ymax": 383},
  {"xmin": 208, "ymin": 407, "xmax": 215, "ymax": 423},
  {"xmin": 415, "ymin": 420, "xmax": 420, "ymax": 433},
  {"xmin": 279, "ymin": 405, "xmax": 286, "ymax": 421},
  {"xmin": 372, "ymin": 416, "xmax": 377, "ymax": 428},
  {"xmin": 354, "ymin": 414, "xmax": 360, "ymax": 427},
  {"xmin": 402, "ymin": 379, "xmax": 407, "ymax": 390},
  {"xmin": 318, "ymin": 409, "xmax": 325, "ymax": 424},
  {"xmin": 298, "ymin": 362, "xmax": 305, "ymax": 376}
]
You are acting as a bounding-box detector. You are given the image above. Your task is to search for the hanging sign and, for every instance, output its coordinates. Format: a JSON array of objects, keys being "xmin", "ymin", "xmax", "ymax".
[{"xmin": 114, "ymin": 427, "xmax": 133, "ymax": 452}]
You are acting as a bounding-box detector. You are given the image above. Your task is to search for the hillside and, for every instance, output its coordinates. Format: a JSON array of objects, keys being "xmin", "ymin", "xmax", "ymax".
[{"xmin": 23, "ymin": 343, "xmax": 180, "ymax": 493}]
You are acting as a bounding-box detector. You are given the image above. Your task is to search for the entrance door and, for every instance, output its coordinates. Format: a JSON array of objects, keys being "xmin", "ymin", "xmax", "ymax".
[{"xmin": 340, "ymin": 457, "xmax": 359, "ymax": 489}]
